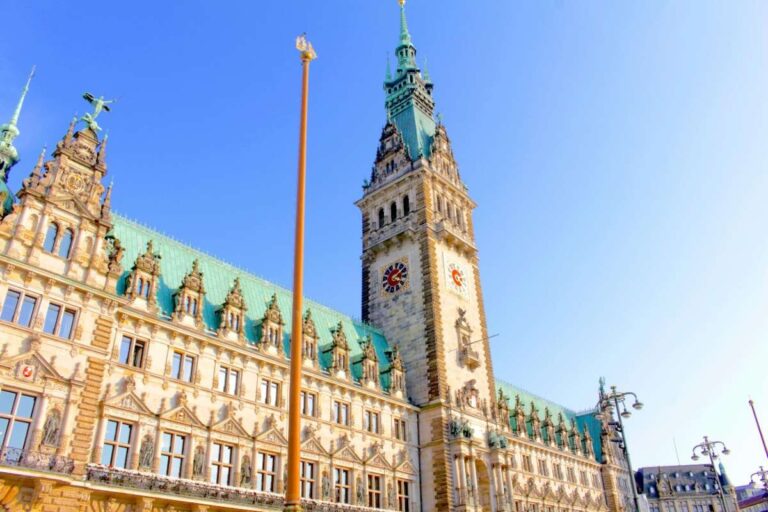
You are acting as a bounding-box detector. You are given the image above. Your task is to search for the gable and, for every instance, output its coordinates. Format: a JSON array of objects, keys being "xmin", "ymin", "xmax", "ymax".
[
  {"xmin": 160, "ymin": 404, "xmax": 205, "ymax": 428},
  {"xmin": 255, "ymin": 426, "xmax": 288, "ymax": 446},
  {"xmin": 0, "ymin": 349, "xmax": 68, "ymax": 385},
  {"xmin": 105, "ymin": 391, "xmax": 154, "ymax": 415},
  {"xmin": 301, "ymin": 436, "xmax": 328, "ymax": 456},
  {"xmin": 212, "ymin": 416, "xmax": 250, "ymax": 437}
]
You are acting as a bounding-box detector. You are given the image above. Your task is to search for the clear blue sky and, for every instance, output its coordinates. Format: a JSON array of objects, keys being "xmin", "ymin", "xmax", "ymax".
[{"xmin": 2, "ymin": 0, "xmax": 767, "ymax": 484}]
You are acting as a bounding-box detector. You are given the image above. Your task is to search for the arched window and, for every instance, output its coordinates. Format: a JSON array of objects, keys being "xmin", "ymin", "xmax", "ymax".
[
  {"xmin": 185, "ymin": 296, "xmax": 191, "ymax": 313},
  {"xmin": 378, "ymin": 208, "xmax": 385, "ymax": 228},
  {"xmin": 192, "ymin": 298, "xmax": 198, "ymax": 315},
  {"xmin": 390, "ymin": 202, "xmax": 397, "ymax": 222},
  {"xmin": 403, "ymin": 195, "xmax": 410, "ymax": 216},
  {"xmin": 143, "ymin": 280, "xmax": 150, "ymax": 298},
  {"xmin": 436, "ymin": 196, "xmax": 443, "ymax": 214},
  {"xmin": 58, "ymin": 229, "xmax": 74, "ymax": 259},
  {"xmin": 137, "ymin": 277, "xmax": 144, "ymax": 295},
  {"xmin": 43, "ymin": 223, "xmax": 58, "ymax": 253}
]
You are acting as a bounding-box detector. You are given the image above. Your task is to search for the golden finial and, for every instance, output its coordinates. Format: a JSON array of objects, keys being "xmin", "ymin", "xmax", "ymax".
[
  {"xmin": 398, "ymin": 0, "xmax": 406, "ymax": 6},
  {"xmin": 295, "ymin": 33, "xmax": 317, "ymax": 61}
]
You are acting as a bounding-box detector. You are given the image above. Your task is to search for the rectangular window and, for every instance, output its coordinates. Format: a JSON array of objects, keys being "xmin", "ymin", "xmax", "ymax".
[
  {"xmin": 259, "ymin": 379, "xmax": 280, "ymax": 406},
  {"xmin": 42, "ymin": 302, "xmax": 77, "ymax": 338},
  {"xmin": 300, "ymin": 391, "xmax": 316, "ymax": 416},
  {"xmin": 364, "ymin": 410, "xmax": 380, "ymax": 434},
  {"xmin": 592, "ymin": 473, "xmax": 600, "ymax": 488},
  {"xmin": 368, "ymin": 474, "xmax": 382, "ymax": 508},
  {"xmin": 217, "ymin": 366, "xmax": 240, "ymax": 395},
  {"xmin": 300, "ymin": 460, "xmax": 316, "ymax": 499},
  {"xmin": 397, "ymin": 479, "xmax": 411, "ymax": 512},
  {"xmin": 334, "ymin": 467, "xmax": 351, "ymax": 504},
  {"xmin": 159, "ymin": 432, "xmax": 186, "ymax": 478},
  {"xmin": 0, "ymin": 390, "xmax": 36, "ymax": 460},
  {"xmin": 580, "ymin": 470, "xmax": 588, "ymax": 486},
  {"xmin": 538, "ymin": 459, "xmax": 549, "ymax": 477},
  {"xmin": 333, "ymin": 401, "xmax": 350, "ymax": 426},
  {"xmin": 394, "ymin": 418, "xmax": 408, "ymax": 441},
  {"xmin": 567, "ymin": 467, "xmax": 576, "ymax": 483},
  {"xmin": 256, "ymin": 452, "xmax": 277, "ymax": 492},
  {"xmin": 0, "ymin": 290, "xmax": 39, "ymax": 328},
  {"xmin": 101, "ymin": 419, "xmax": 133, "ymax": 468},
  {"xmin": 210, "ymin": 442, "xmax": 234, "ymax": 485},
  {"xmin": 554, "ymin": 463, "xmax": 563, "ymax": 480},
  {"xmin": 171, "ymin": 351, "xmax": 195, "ymax": 382},
  {"xmin": 522, "ymin": 454, "xmax": 532, "ymax": 473},
  {"xmin": 118, "ymin": 335, "xmax": 146, "ymax": 368}
]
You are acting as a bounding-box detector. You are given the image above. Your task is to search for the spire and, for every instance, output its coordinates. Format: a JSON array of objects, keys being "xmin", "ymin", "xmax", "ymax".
[
  {"xmin": 9, "ymin": 66, "xmax": 35, "ymax": 129},
  {"xmin": 97, "ymin": 132, "xmax": 109, "ymax": 166},
  {"xmin": 422, "ymin": 57, "xmax": 431, "ymax": 83},
  {"xmin": 399, "ymin": 0, "xmax": 411, "ymax": 46},
  {"xmin": 0, "ymin": 66, "xmax": 36, "ymax": 174},
  {"xmin": 385, "ymin": 53, "xmax": 392, "ymax": 81}
]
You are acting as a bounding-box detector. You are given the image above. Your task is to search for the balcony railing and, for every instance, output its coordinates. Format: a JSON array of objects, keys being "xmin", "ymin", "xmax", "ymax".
[
  {"xmin": 86, "ymin": 465, "xmax": 397, "ymax": 512},
  {"xmin": 0, "ymin": 447, "xmax": 75, "ymax": 475}
]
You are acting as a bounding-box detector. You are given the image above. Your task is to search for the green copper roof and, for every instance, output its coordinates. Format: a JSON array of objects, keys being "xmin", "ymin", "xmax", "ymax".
[
  {"xmin": 111, "ymin": 214, "xmax": 393, "ymax": 388},
  {"xmin": 497, "ymin": 380, "xmax": 604, "ymax": 461}
]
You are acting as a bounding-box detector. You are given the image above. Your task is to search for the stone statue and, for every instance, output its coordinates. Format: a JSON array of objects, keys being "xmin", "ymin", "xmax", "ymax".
[
  {"xmin": 356, "ymin": 477, "xmax": 365, "ymax": 505},
  {"xmin": 240, "ymin": 456, "xmax": 252, "ymax": 486},
  {"xmin": 321, "ymin": 471, "xmax": 331, "ymax": 499},
  {"xmin": 192, "ymin": 446, "xmax": 205, "ymax": 478},
  {"xmin": 138, "ymin": 435, "xmax": 154, "ymax": 468},
  {"xmin": 388, "ymin": 484, "xmax": 395, "ymax": 508},
  {"xmin": 81, "ymin": 93, "xmax": 116, "ymax": 132},
  {"xmin": 41, "ymin": 409, "xmax": 61, "ymax": 446}
]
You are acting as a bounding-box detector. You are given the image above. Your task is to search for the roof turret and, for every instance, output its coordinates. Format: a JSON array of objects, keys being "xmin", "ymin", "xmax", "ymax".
[{"xmin": 0, "ymin": 67, "xmax": 35, "ymax": 215}]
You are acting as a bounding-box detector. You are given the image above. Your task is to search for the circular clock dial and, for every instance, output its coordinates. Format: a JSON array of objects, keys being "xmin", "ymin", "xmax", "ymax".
[
  {"xmin": 382, "ymin": 261, "xmax": 408, "ymax": 294},
  {"xmin": 448, "ymin": 263, "xmax": 467, "ymax": 293}
]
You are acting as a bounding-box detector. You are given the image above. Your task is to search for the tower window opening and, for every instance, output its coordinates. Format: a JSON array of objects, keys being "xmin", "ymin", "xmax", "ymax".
[
  {"xmin": 58, "ymin": 229, "xmax": 74, "ymax": 259},
  {"xmin": 390, "ymin": 202, "xmax": 397, "ymax": 222},
  {"xmin": 43, "ymin": 223, "xmax": 59, "ymax": 253},
  {"xmin": 436, "ymin": 195, "xmax": 443, "ymax": 214},
  {"xmin": 403, "ymin": 195, "xmax": 410, "ymax": 216},
  {"xmin": 378, "ymin": 208, "xmax": 385, "ymax": 228}
]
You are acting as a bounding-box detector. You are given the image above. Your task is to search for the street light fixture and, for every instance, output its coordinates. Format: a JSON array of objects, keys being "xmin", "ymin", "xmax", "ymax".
[
  {"xmin": 750, "ymin": 466, "xmax": 768, "ymax": 491},
  {"xmin": 594, "ymin": 385, "xmax": 643, "ymax": 512},
  {"xmin": 690, "ymin": 436, "xmax": 731, "ymax": 512}
]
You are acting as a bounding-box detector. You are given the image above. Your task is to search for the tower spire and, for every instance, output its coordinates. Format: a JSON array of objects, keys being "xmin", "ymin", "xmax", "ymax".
[
  {"xmin": 399, "ymin": 0, "xmax": 411, "ymax": 46},
  {"xmin": 0, "ymin": 66, "xmax": 36, "ymax": 174}
]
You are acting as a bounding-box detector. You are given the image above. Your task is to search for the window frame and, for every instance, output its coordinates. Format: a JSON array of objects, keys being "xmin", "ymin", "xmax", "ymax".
[
  {"xmin": 334, "ymin": 467, "xmax": 351, "ymax": 504},
  {"xmin": 300, "ymin": 390, "xmax": 317, "ymax": 417},
  {"xmin": 364, "ymin": 410, "xmax": 380, "ymax": 434},
  {"xmin": 101, "ymin": 419, "xmax": 133, "ymax": 468},
  {"xmin": 0, "ymin": 389, "xmax": 37, "ymax": 456},
  {"xmin": 255, "ymin": 451, "xmax": 278, "ymax": 492},
  {"xmin": 300, "ymin": 460, "xmax": 316, "ymax": 499},
  {"xmin": 171, "ymin": 351, "xmax": 196, "ymax": 383},
  {"xmin": 118, "ymin": 335, "xmax": 147, "ymax": 369},
  {"xmin": 259, "ymin": 378, "xmax": 280, "ymax": 406},
  {"xmin": 0, "ymin": 289, "xmax": 39, "ymax": 328},
  {"xmin": 159, "ymin": 431, "xmax": 187, "ymax": 478},
  {"xmin": 397, "ymin": 479, "xmax": 411, "ymax": 512},
  {"xmin": 367, "ymin": 473, "xmax": 383, "ymax": 508},
  {"xmin": 217, "ymin": 365, "xmax": 240, "ymax": 396},
  {"xmin": 43, "ymin": 301, "xmax": 78, "ymax": 339},
  {"xmin": 394, "ymin": 417, "xmax": 407, "ymax": 441},
  {"xmin": 210, "ymin": 442, "xmax": 234, "ymax": 485},
  {"xmin": 333, "ymin": 400, "xmax": 350, "ymax": 426}
]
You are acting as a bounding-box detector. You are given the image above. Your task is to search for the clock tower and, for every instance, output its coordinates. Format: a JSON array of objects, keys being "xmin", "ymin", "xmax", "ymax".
[{"xmin": 356, "ymin": 2, "xmax": 499, "ymax": 510}]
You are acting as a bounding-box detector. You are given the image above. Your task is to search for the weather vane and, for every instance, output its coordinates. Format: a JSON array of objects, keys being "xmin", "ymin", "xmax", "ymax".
[
  {"xmin": 295, "ymin": 33, "xmax": 317, "ymax": 61},
  {"xmin": 80, "ymin": 92, "xmax": 116, "ymax": 132}
]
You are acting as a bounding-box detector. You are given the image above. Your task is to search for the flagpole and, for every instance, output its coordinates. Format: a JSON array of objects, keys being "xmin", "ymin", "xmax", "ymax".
[{"xmin": 284, "ymin": 35, "xmax": 316, "ymax": 512}]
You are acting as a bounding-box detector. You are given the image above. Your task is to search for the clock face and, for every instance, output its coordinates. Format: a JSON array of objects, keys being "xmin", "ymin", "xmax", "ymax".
[
  {"xmin": 447, "ymin": 262, "xmax": 468, "ymax": 295},
  {"xmin": 382, "ymin": 261, "xmax": 408, "ymax": 294}
]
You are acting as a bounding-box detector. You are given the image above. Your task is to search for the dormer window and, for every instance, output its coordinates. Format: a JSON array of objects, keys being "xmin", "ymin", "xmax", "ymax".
[
  {"xmin": 217, "ymin": 278, "xmax": 247, "ymax": 341},
  {"xmin": 43, "ymin": 223, "xmax": 58, "ymax": 253},
  {"xmin": 125, "ymin": 241, "xmax": 162, "ymax": 311},
  {"xmin": 359, "ymin": 336, "xmax": 379, "ymax": 388},
  {"xmin": 302, "ymin": 310, "xmax": 319, "ymax": 366},
  {"xmin": 325, "ymin": 322, "xmax": 350, "ymax": 376},
  {"xmin": 259, "ymin": 294, "xmax": 284, "ymax": 355},
  {"xmin": 58, "ymin": 229, "xmax": 74, "ymax": 258}
]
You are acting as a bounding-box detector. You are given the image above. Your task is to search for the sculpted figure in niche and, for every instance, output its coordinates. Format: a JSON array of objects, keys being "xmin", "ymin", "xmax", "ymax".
[
  {"xmin": 41, "ymin": 409, "xmax": 61, "ymax": 446},
  {"xmin": 240, "ymin": 455, "xmax": 252, "ymax": 486},
  {"xmin": 356, "ymin": 477, "xmax": 365, "ymax": 505},
  {"xmin": 388, "ymin": 484, "xmax": 395, "ymax": 508},
  {"xmin": 321, "ymin": 471, "xmax": 331, "ymax": 499},
  {"xmin": 193, "ymin": 446, "xmax": 205, "ymax": 477},
  {"xmin": 138, "ymin": 435, "xmax": 154, "ymax": 469}
]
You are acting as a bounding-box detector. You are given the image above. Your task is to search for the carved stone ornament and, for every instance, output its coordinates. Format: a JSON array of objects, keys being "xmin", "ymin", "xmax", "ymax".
[
  {"xmin": 302, "ymin": 309, "xmax": 317, "ymax": 338},
  {"xmin": 263, "ymin": 293, "xmax": 283, "ymax": 324},
  {"xmin": 134, "ymin": 240, "xmax": 161, "ymax": 275}
]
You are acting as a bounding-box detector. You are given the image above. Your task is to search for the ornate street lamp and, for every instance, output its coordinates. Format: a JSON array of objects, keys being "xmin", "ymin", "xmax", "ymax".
[
  {"xmin": 595, "ymin": 385, "xmax": 643, "ymax": 512},
  {"xmin": 750, "ymin": 466, "xmax": 768, "ymax": 492},
  {"xmin": 690, "ymin": 436, "xmax": 731, "ymax": 512}
]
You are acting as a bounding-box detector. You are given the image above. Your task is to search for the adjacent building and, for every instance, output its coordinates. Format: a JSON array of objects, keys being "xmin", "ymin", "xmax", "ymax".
[
  {"xmin": 636, "ymin": 465, "xmax": 738, "ymax": 512},
  {"xmin": 0, "ymin": 2, "xmax": 635, "ymax": 511}
]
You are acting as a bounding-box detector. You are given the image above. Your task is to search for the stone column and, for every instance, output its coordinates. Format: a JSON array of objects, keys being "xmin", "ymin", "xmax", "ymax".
[
  {"xmin": 151, "ymin": 426, "xmax": 162, "ymax": 473},
  {"xmin": 456, "ymin": 455, "xmax": 467, "ymax": 505},
  {"xmin": 470, "ymin": 457, "xmax": 479, "ymax": 507},
  {"xmin": 29, "ymin": 393, "xmax": 49, "ymax": 450},
  {"xmin": 90, "ymin": 409, "xmax": 108, "ymax": 463},
  {"xmin": 57, "ymin": 392, "xmax": 80, "ymax": 459},
  {"xmin": 251, "ymin": 440, "xmax": 258, "ymax": 490}
]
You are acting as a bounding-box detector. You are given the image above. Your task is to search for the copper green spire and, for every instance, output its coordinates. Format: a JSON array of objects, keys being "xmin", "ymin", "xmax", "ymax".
[
  {"xmin": 0, "ymin": 66, "xmax": 35, "ymax": 174},
  {"xmin": 399, "ymin": 0, "xmax": 411, "ymax": 46}
]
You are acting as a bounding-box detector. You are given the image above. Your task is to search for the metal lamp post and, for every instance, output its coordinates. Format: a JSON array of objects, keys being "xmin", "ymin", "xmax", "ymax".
[
  {"xmin": 750, "ymin": 466, "xmax": 768, "ymax": 492},
  {"xmin": 690, "ymin": 436, "xmax": 731, "ymax": 512},
  {"xmin": 595, "ymin": 385, "xmax": 644, "ymax": 512}
]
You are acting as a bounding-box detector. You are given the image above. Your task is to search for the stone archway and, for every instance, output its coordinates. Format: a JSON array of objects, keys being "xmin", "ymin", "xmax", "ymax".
[{"xmin": 475, "ymin": 458, "xmax": 493, "ymax": 511}]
